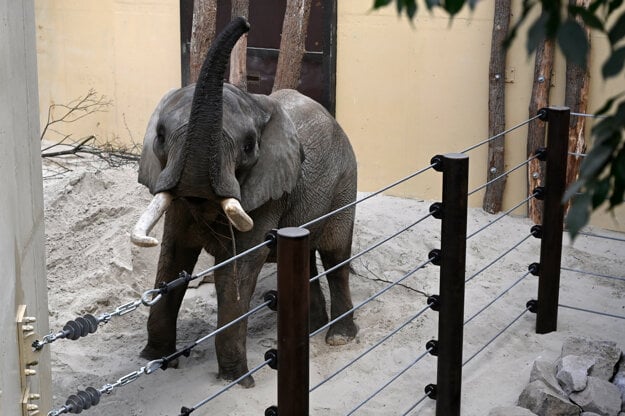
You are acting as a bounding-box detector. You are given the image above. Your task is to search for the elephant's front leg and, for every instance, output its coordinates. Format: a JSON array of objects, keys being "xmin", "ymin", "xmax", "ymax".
[
  {"xmin": 213, "ymin": 252, "xmax": 266, "ymax": 388},
  {"xmin": 141, "ymin": 204, "xmax": 202, "ymax": 360}
]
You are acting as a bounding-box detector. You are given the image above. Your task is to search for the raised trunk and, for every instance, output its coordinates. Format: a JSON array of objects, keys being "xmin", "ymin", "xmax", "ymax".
[{"xmin": 154, "ymin": 17, "xmax": 250, "ymax": 199}]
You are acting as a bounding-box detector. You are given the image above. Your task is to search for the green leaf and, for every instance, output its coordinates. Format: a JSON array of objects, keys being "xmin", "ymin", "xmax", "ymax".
[
  {"xmin": 602, "ymin": 46, "xmax": 625, "ymax": 78},
  {"xmin": 373, "ymin": 0, "xmax": 393, "ymax": 8},
  {"xmin": 610, "ymin": 145, "xmax": 625, "ymax": 206},
  {"xmin": 566, "ymin": 192, "xmax": 592, "ymax": 239},
  {"xmin": 557, "ymin": 19, "xmax": 589, "ymax": 67},
  {"xmin": 608, "ymin": 10, "xmax": 625, "ymax": 44},
  {"xmin": 425, "ymin": 0, "xmax": 441, "ymax": 9},
  {"xmin": 527, "ymin": 14, "xmax": 548, "ymax": 55},
  {"xmin": 579, "ymin": 143, "xmax": 613, "ymax": 178},
  {"xmin": 444, "ymin": 0, "xmax": 465, "ymax": 15},
  {"xmin": 609, "ymin": 0, "xmax": 624, "ymax": 16},
  {"xmin": 591, "ymin": 177, "xmax": 611, "ymax": 208},
  {"xmin": 569, "ymin": 5, "xmax": 604, "ymax": 31},
  {"xmin": 563, "ymin": 178, "xmax": 585, "ymax": 203}
]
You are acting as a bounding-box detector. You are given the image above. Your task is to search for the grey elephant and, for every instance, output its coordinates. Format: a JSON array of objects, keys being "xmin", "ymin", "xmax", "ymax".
[{"xmin": 131, "ymin": 17, "xmax": 358, "ymax": 386}]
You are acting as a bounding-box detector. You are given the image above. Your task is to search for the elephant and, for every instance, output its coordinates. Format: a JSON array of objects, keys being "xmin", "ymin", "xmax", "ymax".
[{"xmin": 131, "ymin": 17, "xmax": 358, "ymax": 387}]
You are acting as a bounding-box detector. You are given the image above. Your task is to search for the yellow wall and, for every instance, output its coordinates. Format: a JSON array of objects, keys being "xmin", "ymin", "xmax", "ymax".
[
  {"xmin": 336, "ymin": 1, "xmax": 625, "ymax": 231},
  {"xmin": 35, "ymin": 0, "xmax": 180, "ymax": 146},
  {"xmin": 34, "ymin": 1, "xmax": 625, "ymax": 231}
]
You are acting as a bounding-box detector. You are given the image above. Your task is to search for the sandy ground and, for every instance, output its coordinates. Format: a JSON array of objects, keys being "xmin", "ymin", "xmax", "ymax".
[{"xmin": 42, "ymin": 154, "xmax": 625, "ymax": 416}]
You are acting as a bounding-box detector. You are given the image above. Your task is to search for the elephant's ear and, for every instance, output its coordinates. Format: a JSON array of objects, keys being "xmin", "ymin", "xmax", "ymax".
[
  {"xmin": 239, "ymin": 97, "xmax": 303, "ymax": 212},
  {"xmin": 138, "ymin": 89, "xmax": 178, "ymax": 194}
]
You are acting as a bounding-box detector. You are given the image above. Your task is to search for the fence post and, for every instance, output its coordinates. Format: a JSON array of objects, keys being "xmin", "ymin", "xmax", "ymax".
[
  {"xmin": 536, "ymin": 106, "xmax": 570, "ymax": 334},
  {"xmin": 432, "ymin": 153, "xmax": 469, "ymax": 416},
  {"xmin": 276, "ymin": 227, "xmax": 310, "ymax": 415}
]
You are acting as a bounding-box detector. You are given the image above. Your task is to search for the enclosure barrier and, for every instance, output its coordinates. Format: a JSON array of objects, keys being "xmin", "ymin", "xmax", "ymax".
[{"xmin": 43, "ymin": 106, "xmax": 625, "ymax": 415}]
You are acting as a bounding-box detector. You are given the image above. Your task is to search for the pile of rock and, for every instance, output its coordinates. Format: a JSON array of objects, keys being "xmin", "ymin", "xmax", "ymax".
[{"xmin": 489, "ymin": 337, "xmax": 625, "ymax": 416}]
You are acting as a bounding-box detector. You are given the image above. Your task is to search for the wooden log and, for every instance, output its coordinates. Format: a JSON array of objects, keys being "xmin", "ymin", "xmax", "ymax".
[
  {"xmin": 527, "ymin": 29, "xmax": 555, "ymax": 224},
  {"xmin": 229, "ymin": 0, "xmax": 249, "ymax": 91},
  {"xmin": 483, "ymin": 0, "xmax": 511, "ymax": 214},
  {"xmin": 190, "ymin": 0, "xmax": 218, "ymax": 84},
  {"xmin": 564, "ymin": 0, "xmax": 591, "ymax": 212},
  {"xmin": 272, "ymin": 0, "xmax": 312, "ymax": 92}
]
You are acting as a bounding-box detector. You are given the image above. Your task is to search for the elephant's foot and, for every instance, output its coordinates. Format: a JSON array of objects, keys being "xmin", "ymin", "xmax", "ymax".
[
  {"xmin": 325, "ymin": 319, "xmax": 358, "ymax": 346},
  {"xmin": 218, "ymin": 366, "xmax": 255, "ymax": 388},
  {"xmin": 140, "ymin": 343, "xmax": 179, "ymax": 367}
]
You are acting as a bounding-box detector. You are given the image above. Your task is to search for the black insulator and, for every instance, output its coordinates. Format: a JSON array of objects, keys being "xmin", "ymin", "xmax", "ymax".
[
  {"xmin": 265, "ymin": 406, "xmax": 278, "ymax": 416},
  {"xmin": 166, "ymin": 270, "xmax": 194, "ymax": 290},
  {"xmin": 526, "ymin": 299, "xmax": 538, "ymax": 313},
  {"xmin": 63, "ymin": 320, "xmax": 82, "ymax": 340},
  {"xmin": 84, "ymin": 387, "xmax": 100, "ymax": 407},
  {"xmin": 533, "ymin": 187, "xmax": 545, "ymax": 200},
  {"xmin": 531, "ymin": 225, "xmax": 543, "ymax": 239},
  {"xmin": 430, "ymin": 155, "xmax": 444, "ymax": 172},
  {"xmin": 534, "ymin": 147, "xmax": 547, "ymax": 161},
  {"xmin": 429, "ymin": 202, "xmax": 443, "ymax": 219},
  {"xmin": 265, "ymin": 229, "xmax": 278, "ymax": 248},
  {"xmin": 427, "ymin": 295, "xmax": 440, "ymax": 312},
  {"xmin": 76, "ymin": 390, "xmax": 93, "ymax": 410},
  {"xmin": 537, "ymin": 108, "xmax": 548, "ymax": 121},
  {"xmin": 65, "ymin": 394, "xmax": 83, "ymax": 413},
  {"xmin": 528, "ymin": 263, "xmax": 540, "ymax": 276},
  {"xmin": 426, "ymin": 339, "xmax": 439, "ymax": 356},
  {"xmin": 428, "ymin": 249, "xmax": 441, "ymax": 266},
  {"xmin": 263, "ymin": 290, "xmax": 278, "ymax": 311},
  {"xmin": 74, "ymin": 317, "xmax": 91, "ymax": 337},
  {"xmin": 265, "ymin": 349, "xmax": 278, "ymax": 370},
  {"xmin": 82, "ymin": 314, "xmax": 99, "ymax": 334},
  {"xmin": 179, "ymin": 406, "xmax": 194, "ymax": 416},
  {"xmin": 424, "ymin": 383, "xmax": 438, "ymax": 400}
]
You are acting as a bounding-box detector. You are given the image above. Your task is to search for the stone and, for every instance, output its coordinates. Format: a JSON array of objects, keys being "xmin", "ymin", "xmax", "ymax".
[
  {"xmin": 612, "ymin": 355, "xmax": 625, "ymax": 410},
  {"xmin": 488, "ymin": 406, "xmax": 538, "ymax": 416},
  {"xmin": 531, "ymin": 359, "xmax": 566, "ymax": 394},
  {"xmin": 556, "ymin": 355, "xmax": 595, "ymax": 394},
  {"xmin": 581, "ymin": 413, "xmax": 603, "ymax": 416},
  {"xmin": 569, "ymin": 376, "xmax": 622, "ymax": 416},
  {"xmin": 562, "ymin": 338, "xmax": 621, "ymax": 381},
  {"xmin": 518, "ymin": 380, "xmax": 581, "ymax": 416}
]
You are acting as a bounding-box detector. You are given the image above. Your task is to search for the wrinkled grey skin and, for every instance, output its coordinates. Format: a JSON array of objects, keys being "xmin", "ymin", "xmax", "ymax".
[{"xmin": 136, "ymin": 18, "xmax": 358, "ymax": 387}]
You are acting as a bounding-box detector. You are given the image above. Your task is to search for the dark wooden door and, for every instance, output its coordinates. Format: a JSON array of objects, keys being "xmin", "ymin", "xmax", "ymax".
[{"xmin": 180, "ymin": 0, "xmax": 336, "ymax": 114}]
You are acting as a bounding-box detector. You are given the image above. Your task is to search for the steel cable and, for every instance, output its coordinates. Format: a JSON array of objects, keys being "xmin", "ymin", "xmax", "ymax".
[
  {"xmin": 178, "ymin": 358, "xmax": 272, "ymax": 415},
  {"xmin": 463, "ymin": 306, "xmax": 530, "ymax": 367},
  {"xmin": 559, "ymin": 304, "xmax": 625, "ymax": 320},
  {"xmin": 401, "ymin": 393, "xmax": 430, "ymax": 416},
  {"xmin": 576, "ymin": 230, "xmax": 625, "ymax": 242},
  {"xmin": 465, "ymin": 233, "xmax": 534, "ymax": 284},
  {"xmin": 310, "ymin": 210, "xmax": 435, "ymax": 284},
  {"xmin": 561, "ymin": 266, "xmax": 625, "ymax": 282},
  {"xmin": 300, "ymin": 163, "xmax": 437, "ymax": 229},
  {"xmin": 468, "ymin": 154, "xmax": 540, "ymax": 196},
  {"xmin": 310, "ymin": 257, "xmax": 435, "ymax": 338},
  {"xmin": 464, "ymin": 270, "xmax": 532, "ymax": 326},
  {"xmin": 466, "ymin": 192, "xmax": 537, "ymax": 240},
  {"xmin": 571, "ymin": 112, "xmax": 607, "ymax": 119},
  {"xmin": 460, "ymin": 114, "xmax": 543, "ymax": 154},
  {"xmin": 345, "ymin": 346, "xmax": 434, "ymax": 415},
  {"xmin": 310, "ymin": 303, "xmax": 432, "ymax": 393}
]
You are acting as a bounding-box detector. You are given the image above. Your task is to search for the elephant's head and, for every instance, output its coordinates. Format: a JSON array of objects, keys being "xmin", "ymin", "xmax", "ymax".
[{"xmin": 131, "ymin": 17, "xmax": 303, "ymax": 247}]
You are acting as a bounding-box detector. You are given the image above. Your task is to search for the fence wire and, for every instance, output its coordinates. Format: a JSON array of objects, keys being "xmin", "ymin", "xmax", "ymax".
[
  {"xmin": 460, "ymin": 114, "xmax": 543, "ymax": 154},
  {"xmin": 401, "ymin": 393, "xmax": 430, "ymax": 416},
  {"xmin": 561, "ymin": 266, "xmax": 625, "ymax": 283},
  {"xmin": 576, "ymin": 230, "xmax": 625, "ymax": 242},
  {"xmin": 467, "ymin": 192, "xmax": 537, "ymax": 240},
  {"xmin": 468, "ymin": 154, "xmax": 539, "ymax": 196},
  {"xmin": 310, "ymin": 303, "xmax": 432, "ymax": 393},
  {"xmin": 345, "ymin": 346, "xmax": 434, "ymax": 415},
  {"xmin": 465, "ymin": 233, "xmax": 534, "ymax": 284},
  {"xmin": 559, "ymin": 304, "xmax": 625, "ymax": 320}
]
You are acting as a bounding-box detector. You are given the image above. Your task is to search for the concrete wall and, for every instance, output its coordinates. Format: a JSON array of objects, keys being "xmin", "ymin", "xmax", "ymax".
[
  {"xmin": 33, "ymin": 1, "xmax": 625, "ymax": 231},
  {"xmin": 0, "ymin": 0, "xmax": 52, "ymax": 414}
]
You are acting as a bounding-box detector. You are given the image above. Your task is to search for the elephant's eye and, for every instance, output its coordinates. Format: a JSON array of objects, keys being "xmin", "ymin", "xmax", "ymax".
[{"xmin": 243, "ymin": 139, "xmax": 255, "ymax": 154}]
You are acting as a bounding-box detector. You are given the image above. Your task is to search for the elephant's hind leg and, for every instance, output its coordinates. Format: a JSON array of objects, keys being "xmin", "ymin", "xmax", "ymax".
[
  {"xmin": 310, "ymin": 250, "xmax": 329, "ymax": 332},
  {"xmin": 320, "ymin": 249, "xmax": 358, "ymax": 346}
]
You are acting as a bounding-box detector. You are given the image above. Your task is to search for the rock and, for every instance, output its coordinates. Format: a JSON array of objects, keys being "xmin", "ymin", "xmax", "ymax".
[
  {"xmin": 613, "ymin": 355, "xmax": 625, "ymax": 409},
  {"xmin": 489, "ymin": 406, "xmax": 538, "ymax": 416},
  {"xmin": 531, "ymin": 359, "xmax": 566, "ymax": 394},
  {"xmin": 569, "ymin": 376, "xmax": 622, "ymax": 416},
  {"xmin": 518, "ymin": 380, "xmax": 581, "ymax": 416},
  {"xmin": 562, "ymin": 338, "xmax": 621, "ymax": 381},
  {"xmin": 581, "ymin": 413, "xmax": 603, "ymax": 416},
  {"xmin": 556, "ymin": 355, "xmax": 595, "ymax": 394}
]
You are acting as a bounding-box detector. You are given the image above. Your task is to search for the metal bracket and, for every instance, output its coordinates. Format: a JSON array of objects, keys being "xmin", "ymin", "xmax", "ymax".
[{"xmin": 17, "ymin": 305, "xmax": 41, "ymax": 416}]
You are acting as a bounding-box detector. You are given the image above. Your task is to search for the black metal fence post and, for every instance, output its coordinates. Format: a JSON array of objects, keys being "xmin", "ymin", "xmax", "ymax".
[
  {"xmin": 432, "ymin": 153, "xmax": 469, "ymax": 416},
  {"xmin": 536, "ymin": 106, "xmax": 570, "ymax": 334},
  {"xmin": 276, "ymin": 227, "xmax": 310, "ymax": 415}
]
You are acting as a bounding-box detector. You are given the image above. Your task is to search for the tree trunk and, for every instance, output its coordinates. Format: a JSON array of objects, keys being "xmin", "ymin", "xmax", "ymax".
[
  {"xmin": 272, "ymin": 0, "xmax": 313, "ymax": 92},
  {"xmin": 190, "ymin": 0, "xmax": 218, "ymax": 84},
  {"xmin": 483, "ymin": 0, "xmax": 511, "ymax": 214},
  {"xmin": 527, "ymin": 25, "xmax": 555, "ymax": 224},
  {"xmin": 229, "ymin": 0, "xmax": 249, "ymax": 91},
  {"xmin": 564, "ymin": 0, "xmax": 591, "ymax": 212}
]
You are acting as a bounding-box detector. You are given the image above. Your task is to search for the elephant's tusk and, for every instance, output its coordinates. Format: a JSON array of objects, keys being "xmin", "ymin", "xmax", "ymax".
[
  {"xmin": 131, "ymin": 192, "xmax": 172, "ymax": 247},
  {"xmin": 221, "ymin": 198, "xmax": 254, "ymax": 232}
]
